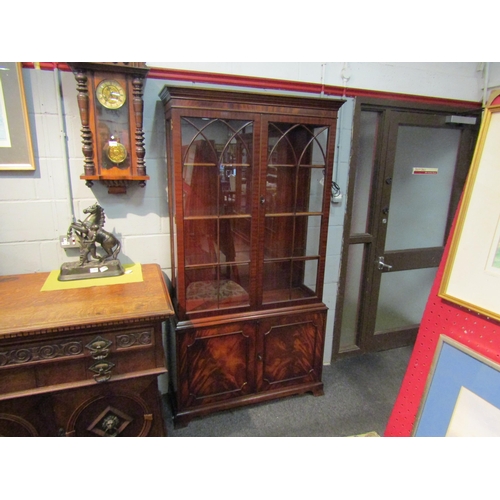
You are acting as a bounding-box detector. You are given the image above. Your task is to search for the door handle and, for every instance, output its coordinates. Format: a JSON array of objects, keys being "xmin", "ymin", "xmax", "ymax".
[{"xmin": 377, "ymin": 256, "xmax": 393, "ymax": 271}]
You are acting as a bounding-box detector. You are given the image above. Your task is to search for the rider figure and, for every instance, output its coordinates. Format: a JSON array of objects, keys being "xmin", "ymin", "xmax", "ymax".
[{"xmin": 79, "ymin": 224, "xmax": 99, "ymax": 266}]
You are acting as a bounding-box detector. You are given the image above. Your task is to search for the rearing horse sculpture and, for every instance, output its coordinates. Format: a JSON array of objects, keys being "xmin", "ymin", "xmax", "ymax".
[{"xmin": 67, "ymin": 203, "xmax": 121, "ymax": 266}]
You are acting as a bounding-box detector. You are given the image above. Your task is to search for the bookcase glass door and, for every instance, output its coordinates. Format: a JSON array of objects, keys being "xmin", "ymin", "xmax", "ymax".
[
  {"xmin": 181, "ymin": 117, "xmax": 253, "ymax": 313},
  {"xmin": 262, "ymin": 122, "xmax": 329, "ymax": 305}
]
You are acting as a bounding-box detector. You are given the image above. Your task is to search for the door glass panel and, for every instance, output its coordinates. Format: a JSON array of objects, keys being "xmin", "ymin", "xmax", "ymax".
[
  {"xmin": 302, "ymin": 259, "xmax": 318, "ymax": 293},
  {"xmin": 302, "ymin": 215, "xmax": 321, "ymax": 256},
  {"xmin": 229, "ymin": 263, "xmax": 250, "ymax": 298},
  {"xmin": 385, "ymin": 126, "xmax": 461, "ymax": 250},
  {"xmin": 182, "ymin": 164, "xmax": 219, "ymax": 216},
  {"xmin": 375, "ymin": 267, "xmax": 437, "ymax": 332},
  {"xmin": 263, "ymin": 260, "xmax": 292, "ymax": 303},
  {"xmin": 230, "ymin": 219, "xmax": 252, "ymax": 262},
  {"xmin": 267, "ymin": 166, "xmax": 294, "ymax": 213},
  {"xmin": 302, "ymin": 167, "xmax": 326, "ymax": 212},
  {"xmin": 262, "ymin": 260, "xmax": 317, "ymax": 304},
  {"xmin": 219, "ymin": 219, "xmax": 251, "ymax": 263},
  {"xmin": 266, "ymin": 165, "xmax": 326, "ymax": 214},
  {"xmin": 181, "ymin": 117, "xmax": 253, "ymax": 313},
  {"xmin": 339, "ymin": 244, "xmax": 365, "ymax": 350},
  {"xmin": 264, "ymin": 122, "xmax": 328, "ymax": 305},
  {"xmin": 264, "ymin": 215, "xmax": 321, "ymax": 259},
  {"xmin": 220, "ymin": 165, "xmax": 251, "ymax": 216},
  {"xmin": 185, "ymin": 266, "xmax": 218, "ymax": 311},
  {"xmin": 184, "ymin": 219, "xmax": 218, "ymax": 266},
  {"xmin": 267, "ymin": 123, "xmax": 328, "ymax": 214},
  {"xmin": 351, "ymin": 111, "xmax": 379, "ymax": 234},
  {"xmin": 184, "ymin": 217, "xmax": 251, "ymax": 305},
  {"xmin": 182, "ymin": 118, "xmax": 253, "ymax": 217},
  {"xmin": 185, "ymin": 265, "xmax": 250, "ymax": 312},
  {"xmin": 264, "ymin": 216, "xmax": 294, "ymax": 259}
]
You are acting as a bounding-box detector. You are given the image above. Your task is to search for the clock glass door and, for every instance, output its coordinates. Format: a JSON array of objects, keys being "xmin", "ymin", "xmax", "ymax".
[{"xmin": 95, "ymin": 75, "xmax": 131, "ymax": 172}]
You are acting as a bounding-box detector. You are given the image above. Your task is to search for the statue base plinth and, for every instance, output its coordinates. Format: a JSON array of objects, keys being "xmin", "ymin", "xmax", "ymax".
[{"xmin": 58, "ymin": 260, "xmax": 125, "ymax": 281}]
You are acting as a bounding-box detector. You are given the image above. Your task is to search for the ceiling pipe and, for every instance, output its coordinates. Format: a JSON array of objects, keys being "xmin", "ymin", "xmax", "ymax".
[
  {"xmin": 482, "ymin": 62, "xmax": 491, "ymax": 107},
  {"xmin": 52, "ymin": 66, "xmax": 76, "ymax": 223},
  {"xmin": 320, "ymin": 62, "xmax": 326, "ymax": 97}
]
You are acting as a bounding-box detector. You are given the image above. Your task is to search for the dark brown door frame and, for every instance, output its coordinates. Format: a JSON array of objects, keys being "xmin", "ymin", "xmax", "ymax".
[{"xmin": 331, "ymin": 97, "xmax": 481, "ymax": 361}]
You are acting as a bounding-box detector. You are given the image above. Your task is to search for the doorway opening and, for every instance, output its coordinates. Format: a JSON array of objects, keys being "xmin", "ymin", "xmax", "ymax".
[{"xmin": 332, "ymin": 98, "xmax": 481, "ymax": 359}]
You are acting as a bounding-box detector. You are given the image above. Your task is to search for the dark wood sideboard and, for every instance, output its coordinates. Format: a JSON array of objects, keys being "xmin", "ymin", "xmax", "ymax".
[{"xmin": 0, "ymin": 263, "xmax": 173, "ymax": 437}]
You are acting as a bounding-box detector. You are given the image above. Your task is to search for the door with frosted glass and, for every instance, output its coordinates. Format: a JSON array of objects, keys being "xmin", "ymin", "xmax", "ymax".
[{"xmin": 334, "ymin": 107, "xmax": 479, "ymax": 356}]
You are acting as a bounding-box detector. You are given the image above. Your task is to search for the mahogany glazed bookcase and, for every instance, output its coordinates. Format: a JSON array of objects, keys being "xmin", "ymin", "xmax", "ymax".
[{"xmin": 160, "ymin": 86, "xmax": 344, "ymax": 426}]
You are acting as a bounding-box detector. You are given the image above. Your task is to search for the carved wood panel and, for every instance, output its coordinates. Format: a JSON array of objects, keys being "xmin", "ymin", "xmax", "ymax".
[
  {"xmin": 0, "ymin": 394, "xmax": 58, "ymax": 437},
  {"xmin": 52, "ymin": 376, "xmax": 163, "ymax": 437}
]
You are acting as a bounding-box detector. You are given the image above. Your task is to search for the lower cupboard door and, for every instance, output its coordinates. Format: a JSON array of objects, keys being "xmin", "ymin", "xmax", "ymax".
[
  {"xmin": 177, "ymin": 322, "xmax": 256, "ymax": 408},
  {"xmin": 257, "ymin": 311, "xmax": 326, "ymax": 392}
]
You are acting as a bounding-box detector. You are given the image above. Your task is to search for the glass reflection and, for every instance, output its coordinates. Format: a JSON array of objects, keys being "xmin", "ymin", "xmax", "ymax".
[{"xmin": 181, "ymin": 118, "xmax": 253, "ymax": 217}]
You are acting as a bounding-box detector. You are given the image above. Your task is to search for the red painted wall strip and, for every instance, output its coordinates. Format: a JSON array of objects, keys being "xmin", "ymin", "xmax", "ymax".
[{"xmin": 22, "ymin": 62, "xmax": 482, "ymax": 109}]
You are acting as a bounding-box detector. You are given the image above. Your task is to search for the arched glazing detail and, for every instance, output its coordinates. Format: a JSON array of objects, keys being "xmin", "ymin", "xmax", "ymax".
[
  {"xmin": 263, "ymin": 122, "xmax": 329, "ymax": 304},
  {"xmin": 180, "ymin": 117, "xmax": 253, "ymax": 313},
  {"xmin": 181, "ymin": 118, "xmax": 253, "ymax": 217},
  {"xmin": 266, "ymin": 123, "xmax": 328, "ymax": 214}
]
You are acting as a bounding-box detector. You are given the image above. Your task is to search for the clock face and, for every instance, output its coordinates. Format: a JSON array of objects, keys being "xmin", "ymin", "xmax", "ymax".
[{"xmin": 96, "ymin": 79, "xmax": 126, "ymax": 109}]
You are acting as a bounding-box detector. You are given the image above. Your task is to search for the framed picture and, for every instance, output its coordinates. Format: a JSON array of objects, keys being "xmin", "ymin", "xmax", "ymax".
[
  {"xmin": 0, "ymin": 62, "xmax": 35, "ymax": 171},
  {"xmin": 412, "ymin": 335, "xmax": 500, "ymax": 437},
  {"xmin": 439, "ymin": 102, "xmax": 500, "ymax": 320}
]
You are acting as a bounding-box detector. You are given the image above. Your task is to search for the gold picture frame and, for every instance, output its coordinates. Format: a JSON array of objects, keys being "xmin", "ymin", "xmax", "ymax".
[
  {"xmin": 0, "ymin": 62, "xmax": 35, "ymax": 171},
  {"xmin": 439, "ymin": 100, "xmax": 500, "ymax": 320}
]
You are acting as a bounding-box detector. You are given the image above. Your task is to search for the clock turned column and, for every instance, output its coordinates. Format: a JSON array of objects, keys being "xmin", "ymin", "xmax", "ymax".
[
  {"xmin": 132, "ymin": 76, "xmax": 147, "ymax": 182},
  {"xmin": 73, "ymin": 70, "xmax": 96, "ymax": 181}
]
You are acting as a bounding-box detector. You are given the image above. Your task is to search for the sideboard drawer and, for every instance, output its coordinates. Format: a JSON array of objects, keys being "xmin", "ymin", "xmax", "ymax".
[
  {"xmin": 0, "ymin": 325, "xmax": 164, "ymax": 398},
  {"xmin": 0, "ymin": 264, "xmax": 174, "ymax": 437}
]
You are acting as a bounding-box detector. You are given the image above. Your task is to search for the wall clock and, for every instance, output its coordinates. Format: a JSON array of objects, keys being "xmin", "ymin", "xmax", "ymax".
[{"xmin": 68, "ymin": 62, "xmax": 150, "ymax": 194}]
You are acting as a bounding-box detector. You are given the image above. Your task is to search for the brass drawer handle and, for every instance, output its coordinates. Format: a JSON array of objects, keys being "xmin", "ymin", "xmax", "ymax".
[
  {"xmin": 89, "ymin": 360, "xmax": 115, "ymax": 383},
  {"xmin": 86, "ymin": 336, "xmax": 112, "ymax": 360}
]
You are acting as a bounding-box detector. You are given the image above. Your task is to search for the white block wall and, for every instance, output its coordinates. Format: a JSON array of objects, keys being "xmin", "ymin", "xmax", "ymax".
[
  {"xmin": 0, "ymin": 69, "xmax": 171, "ymax": 276},
  {"xmin": 324, "ymin": 99, "xmax": 354, "ymax": 362},
  {"xmin": 150, "ymin": 62, "xmax": 486, "ymax": 102}
]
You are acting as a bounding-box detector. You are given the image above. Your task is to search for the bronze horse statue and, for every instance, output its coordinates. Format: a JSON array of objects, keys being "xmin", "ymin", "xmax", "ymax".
[{"xmin": 67, "ymin": 203, "xmax": 121, "ymax": 266}]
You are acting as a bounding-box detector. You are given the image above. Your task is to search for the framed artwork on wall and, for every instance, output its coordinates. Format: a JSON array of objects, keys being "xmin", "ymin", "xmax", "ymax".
[
  {"xmin": 0, "ymin": 62, "xmax": 35, "ymax": 171},
  {"xmin": 439, "ymin": 102, "xmax": 500, "ymax": 320},
  {"xmin": 413, "ymin": 335, "xmax": 500, "ymax": 437}
]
